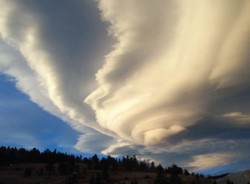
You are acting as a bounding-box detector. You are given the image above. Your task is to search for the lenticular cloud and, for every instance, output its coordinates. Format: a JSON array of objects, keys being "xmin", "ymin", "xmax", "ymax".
[
  {"xmin": 1, "ymin": 0, "xmax": 250, "ymax": 171},
  {"xmin": 86, "ymin": 0, "xmax": 250, "ymax": 145}
]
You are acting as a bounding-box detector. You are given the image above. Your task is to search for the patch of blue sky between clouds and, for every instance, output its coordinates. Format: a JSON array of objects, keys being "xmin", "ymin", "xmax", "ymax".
[{"xmin": 0, "ymin": 74, "xmax": 81, "ymax": 154}]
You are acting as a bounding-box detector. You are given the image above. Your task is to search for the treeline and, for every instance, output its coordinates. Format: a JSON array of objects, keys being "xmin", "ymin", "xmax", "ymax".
[
  {"xmin": 0, "ymin": 146, "xmax": 80, "ymax": 166},
  {"xmin": 0, "ymin": 146, "xmax": 186, "ymax": 174},
  {"xmin": 0, "ymin": 146, "xmax": 209, "ymax": 184}
]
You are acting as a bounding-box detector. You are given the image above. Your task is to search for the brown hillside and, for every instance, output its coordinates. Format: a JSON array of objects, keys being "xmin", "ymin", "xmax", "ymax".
[{"xmin": 0, "ymin": 163, "xmax": 214, "ymax": 184}]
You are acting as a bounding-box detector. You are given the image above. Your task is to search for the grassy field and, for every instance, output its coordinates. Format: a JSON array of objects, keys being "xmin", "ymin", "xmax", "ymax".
[{"xmin": 0, "ymin": 162, "xmax": 215, "ymax": 184}]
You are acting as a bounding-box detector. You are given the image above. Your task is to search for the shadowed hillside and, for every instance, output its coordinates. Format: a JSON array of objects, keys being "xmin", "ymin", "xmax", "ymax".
[
  {"xmin": 216, "ymin": 171, "xmax": 250, "ymax": 184},
  {"xmin": 0, "ymin": 146, "xmax": 215, "ymax": 184}
]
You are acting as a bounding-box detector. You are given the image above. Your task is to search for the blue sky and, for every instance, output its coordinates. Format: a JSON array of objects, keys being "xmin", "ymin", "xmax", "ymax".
[
  {"xmin": 0, "ymin": 74, "xmax": 81, "ymax": 154},
  {"xmin": 1, "ymin": 0, "xmax": 250, "ymax": 175}
]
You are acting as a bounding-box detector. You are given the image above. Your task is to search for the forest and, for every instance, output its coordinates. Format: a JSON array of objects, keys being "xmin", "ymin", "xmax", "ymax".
[{"xmin": 0, "ymin": 146, "xmax": 226, "ymax": 184}]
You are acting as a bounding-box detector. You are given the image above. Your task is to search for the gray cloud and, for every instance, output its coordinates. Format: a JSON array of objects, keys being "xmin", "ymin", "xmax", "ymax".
[
  {"xmin": 0, "ymin": 0, "xmax": 115, "ymax": 153},
  {"xmin": 74, "ymin": 130, "xmax": 115, "ymax": 154}
]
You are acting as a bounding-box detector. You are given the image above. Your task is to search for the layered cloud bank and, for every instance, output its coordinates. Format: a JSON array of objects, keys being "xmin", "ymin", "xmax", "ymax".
[{"xmin": 1, "ymin": 0, "xmax": 250, "ymax": 172}]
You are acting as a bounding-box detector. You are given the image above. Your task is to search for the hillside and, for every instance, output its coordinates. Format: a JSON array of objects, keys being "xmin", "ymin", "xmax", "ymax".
[
  {"xmin": 0, "ymin": 163, "xmax": 214, "ymax": 184},
  {"xmin": 0, "ymin": 146, "xmax": 214, "ymax": 184},
  {"xmin": 216, "ymin": 170, "xmax": 250, "ymax": 184}
]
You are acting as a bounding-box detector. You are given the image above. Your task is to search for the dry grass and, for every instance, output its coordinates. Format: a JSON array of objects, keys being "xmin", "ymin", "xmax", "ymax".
[
  {"xmin": 0, "ymin": 163, "xmax": 82, "ymax": 184},
  {"xmin": 0, "ymin": 163, "xmax": 214, "ymax": 184}
]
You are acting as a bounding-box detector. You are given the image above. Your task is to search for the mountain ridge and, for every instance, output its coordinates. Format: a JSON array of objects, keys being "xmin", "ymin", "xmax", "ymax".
[{"xmin": 216, "ymin": 170, "xmax": 250, "ymax": 184}]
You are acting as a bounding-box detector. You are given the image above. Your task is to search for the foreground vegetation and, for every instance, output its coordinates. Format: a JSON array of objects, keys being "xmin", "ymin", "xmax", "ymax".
[{"xmin": 0, "ymin": 146, "xmax": 218, "ymax": 184}]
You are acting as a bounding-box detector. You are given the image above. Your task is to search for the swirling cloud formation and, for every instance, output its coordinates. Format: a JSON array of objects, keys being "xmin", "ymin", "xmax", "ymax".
[{"xmin": 1, "ymin": 0, "xmax": 250, "ymax": 172}]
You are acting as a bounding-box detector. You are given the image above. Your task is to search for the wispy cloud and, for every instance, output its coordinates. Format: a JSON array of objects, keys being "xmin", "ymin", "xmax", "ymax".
[
  {"xmin": 222, "ymin": 112, "xmax": 250, "ymax": 124},
  {"xmin": 188, "ymin": 153, "xmax": 235, "ymax": 171}
]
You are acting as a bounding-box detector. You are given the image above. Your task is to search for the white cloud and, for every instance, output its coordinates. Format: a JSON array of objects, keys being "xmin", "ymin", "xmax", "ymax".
[
  {"xmin": 87, "ymin": 0, "xmax": 250, "ymax": 146},
  {"xmin": 188, "ymin": 153, "xmax": 234, "ymax": 171},
  {"xmin": 222, "ymin": 112, "xmax": 250, "ymax": 124}
]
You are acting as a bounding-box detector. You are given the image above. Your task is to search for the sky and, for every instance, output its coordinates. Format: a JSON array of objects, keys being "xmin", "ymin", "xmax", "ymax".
[{"xmin": 0, "ymin": 0, "xmax": 250, "ymax": 175}]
